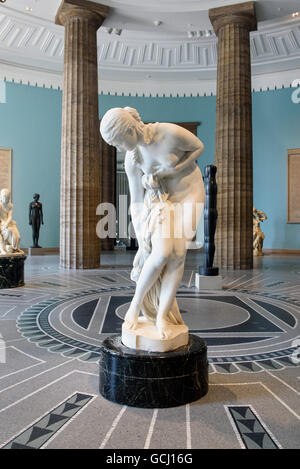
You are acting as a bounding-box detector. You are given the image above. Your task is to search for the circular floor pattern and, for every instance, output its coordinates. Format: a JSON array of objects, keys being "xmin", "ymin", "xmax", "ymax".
[{"xmin": 17, "ymin": 285, "xmax": 300, "ymax": 373}]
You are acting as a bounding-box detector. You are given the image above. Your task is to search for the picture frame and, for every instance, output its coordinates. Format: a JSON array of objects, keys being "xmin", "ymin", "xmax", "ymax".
[
  {"xmin": 0, "ymin": 147, "xmax": 12, "ymax": 193},
  {"xmin": 287, "ymin": 148, "xmax": 300, "ymax": 223}
]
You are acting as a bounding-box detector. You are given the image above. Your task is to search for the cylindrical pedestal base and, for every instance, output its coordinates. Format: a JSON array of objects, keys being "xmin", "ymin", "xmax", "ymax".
[
  {"xmin": 0, "ymin": 255, "xmax": 26, "ymax": 288},
  {"xmin": 99, "ymin": 334, "xmax": 208, "ymax": 408}
]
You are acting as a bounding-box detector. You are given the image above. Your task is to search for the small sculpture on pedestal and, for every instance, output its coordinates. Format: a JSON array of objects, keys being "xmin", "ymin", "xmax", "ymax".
[
  {"xmin": 253, "ymin": 207, "xmax": 267, "ymax": 256},
  {"xmin": 0, "ymin": 188, "xmax": 26, "ymax": 288},
  {"xmin": 0, "ymin": 189, "xmax": 23, "ymax": 255},
  {"xmin": 199, "ymin": 165, "xmax": 219, "ymax": 276},
  {"xmin": 99, "ymin": 107, "xmax": 208, "ymax": 408},
  {"xmin": 29, "ymin": 194, "xmax": 44, "ymax": 248}
]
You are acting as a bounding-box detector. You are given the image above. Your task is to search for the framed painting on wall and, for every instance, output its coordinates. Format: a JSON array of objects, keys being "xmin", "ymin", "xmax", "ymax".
[
  {"xmin": 0, "ymin": 148, "xmax": 12, "ymax": 192},
  {"xmin": 287, "ymin": 148, "xmax": 300, "ymax": 223}
]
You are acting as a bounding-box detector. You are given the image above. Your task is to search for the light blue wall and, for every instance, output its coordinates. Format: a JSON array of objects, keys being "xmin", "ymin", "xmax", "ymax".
[
  {"xmin": 0, "ymin": 82, "xmax": 62, "ymax": 248},
  {"xmin": 0, "ymin": 81, "xmax": 299, "ymax": 249},
  {"xmin": 252, "ymin": 87, "xmax": 300, "ymax": 249}
]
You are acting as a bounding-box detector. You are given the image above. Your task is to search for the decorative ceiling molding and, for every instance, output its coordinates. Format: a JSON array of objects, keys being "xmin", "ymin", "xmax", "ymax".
[
  {"xmin": 0, "ymin": 10, "xmax": 300, "ymax": 79},
  {"xmin": 0, "ymin": 61, "xmax": 299, "ymax": 98},
  {"xmin": 0, "ymin": 5, "xmax": 300, "ymax": 96}
]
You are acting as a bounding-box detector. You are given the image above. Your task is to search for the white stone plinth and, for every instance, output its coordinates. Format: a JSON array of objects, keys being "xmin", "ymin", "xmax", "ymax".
[
  {"xmin": 195, "ymin": 273, "xmax": 222, "ymax": 290},
  {"xmin": 122, "ymin": 319, "xmax": 189, "ymax": 352}
]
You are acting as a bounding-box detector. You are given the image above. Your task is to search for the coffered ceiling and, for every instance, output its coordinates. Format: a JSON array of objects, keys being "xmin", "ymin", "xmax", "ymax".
[{"xmin": 0, "ymin": 0, "xmax": 299, "ymax": 96}]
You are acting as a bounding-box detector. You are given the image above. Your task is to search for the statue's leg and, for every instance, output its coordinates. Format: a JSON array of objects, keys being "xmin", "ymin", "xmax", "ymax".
[
  {"xmin": 124, "ymin": 237, "xmax": 172, "ymax": 329},
  {"xmin": 156, "ymin": 238, "xmax": 186, "ymax": 339},
  {"xmin": 156, "ymin": 197, "xmax": 201, "ymax": 338}
]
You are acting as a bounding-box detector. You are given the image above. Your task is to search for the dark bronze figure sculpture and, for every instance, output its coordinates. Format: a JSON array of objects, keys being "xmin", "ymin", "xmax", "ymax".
[
  {"xmin": 29, "ymin": 194, "xmax": 43, "ymax": 248},
  {"xmin": 199, "ymin": 165, "xmax": 219, "ymax": 276}
]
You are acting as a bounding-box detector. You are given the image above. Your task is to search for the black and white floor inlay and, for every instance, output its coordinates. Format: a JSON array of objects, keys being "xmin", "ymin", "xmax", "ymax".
[
  {"xmin": 16, "ymin": 284, "xmax": 300, "ymax": 373},
  {"xmin": 0, "ymin": 254, "xmax": 299, "ymax": 449}
]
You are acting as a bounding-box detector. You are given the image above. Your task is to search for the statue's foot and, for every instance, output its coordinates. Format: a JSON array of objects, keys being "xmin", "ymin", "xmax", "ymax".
[
  {"xmin": 124, "ymin": 304, "xmax": 140, "ymax": 330},
  {"xmin": 156, "ymin": 318, "xmax": 174, "ymax": 340}
]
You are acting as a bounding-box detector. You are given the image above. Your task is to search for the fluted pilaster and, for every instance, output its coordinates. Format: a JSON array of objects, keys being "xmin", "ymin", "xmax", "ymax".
[
  {"xmin": 209, "ymin": 2, "xmax": 257, "ymax": 270},
  {"xmin": 56, "ymin": 0, "xmax": 109, "ymax": 269}
]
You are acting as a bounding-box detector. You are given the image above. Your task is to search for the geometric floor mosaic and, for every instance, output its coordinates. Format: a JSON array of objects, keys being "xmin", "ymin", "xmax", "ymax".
[
  {"xmin": 0, "ymin": 253, "xmax": 299, "ymax": 449},
  {"xmin": 1, "ymin": 393, "xmax": 95, "ymax": 449},
  {"xmin": 16, "ymin": 285, "xmax": 300, "ymax": 373},
  {"xmin": 226, "ymin": 406, "xmax": 281, "ymax": 449}
]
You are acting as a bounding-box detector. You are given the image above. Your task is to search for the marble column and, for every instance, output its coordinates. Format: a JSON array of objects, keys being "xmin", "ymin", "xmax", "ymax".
[
  {"xmin": 209, "ymin": 2, "xmax": 257, "ymax": 270},
  {"xmin": 55, "ymin": 0, "xmax": 109, "ymax": 269}
]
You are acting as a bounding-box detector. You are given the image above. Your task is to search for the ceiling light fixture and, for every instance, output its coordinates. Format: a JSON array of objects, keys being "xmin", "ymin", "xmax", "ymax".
[
  {"xmin": 26, "ymin": 7, "xmax": 33, "ymax": 12},
  {"xmin": 292, "ymin": 12, "xmax": 299, "ymax": 17},
  {"xmin": 0, "ymin": 0, "xmax": 7, "ymax": 4}
]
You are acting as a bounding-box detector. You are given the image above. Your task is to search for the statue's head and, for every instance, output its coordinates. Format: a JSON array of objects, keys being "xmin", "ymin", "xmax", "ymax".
[
  {"xmin": 33, "ymin": 193, "xmax": 40, "ymax": 201},
  {"xmin": 0, "ymin": 188, "xmax": 11, "ymax": 204},
  {"xmin": 100, "ymin": 107, "xmax": 145, "ymax": 152}
]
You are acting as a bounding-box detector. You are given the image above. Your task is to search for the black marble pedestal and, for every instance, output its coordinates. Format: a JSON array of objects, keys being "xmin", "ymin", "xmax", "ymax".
[
  {"xmin": 0, "ymin": 255, "xmax": 26, "ymax": 288},
  {"xmin": 99, "ymin": 334, "xmax": 208, "ymax": 408}
]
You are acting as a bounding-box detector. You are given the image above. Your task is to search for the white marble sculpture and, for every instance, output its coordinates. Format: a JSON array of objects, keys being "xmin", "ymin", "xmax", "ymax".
[
  {"xmin": 0, "ymin": 188, "xmax": 23, "ymax": 255},
  {"xmin": 253, "ymin": 207, "xmax": 267, "ymax": 257},
  {"xmin": 100, "ymin": 107, "xmax": 204, "ymax": 352}
]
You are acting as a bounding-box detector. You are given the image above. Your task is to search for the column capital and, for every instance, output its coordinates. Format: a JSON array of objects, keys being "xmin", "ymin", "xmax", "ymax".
[
  {"xmin": 209, "ymin": 1, "xmax": 257, "ymax": 36},
  {"xmin": 55, "ymin": 0, "xmax": 109, "ymax": 28}
]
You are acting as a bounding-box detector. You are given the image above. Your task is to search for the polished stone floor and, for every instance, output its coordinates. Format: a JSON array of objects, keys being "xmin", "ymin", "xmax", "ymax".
[{"xmin": 0, "ymin": 251, "xmax": 299, "ymax": 449}]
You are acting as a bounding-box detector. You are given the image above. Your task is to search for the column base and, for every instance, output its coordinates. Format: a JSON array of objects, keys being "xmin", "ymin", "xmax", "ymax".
[
  {"xmin": 195, "ymin": 273, "xmax": 222, "ymax": 290},
  {"xmin": 0, "ymin": 255, "xmax": 26, "ymax": 288},
  {"xmin": 99, "ymin": 334, "xmax": 208, "ymax": 408}
]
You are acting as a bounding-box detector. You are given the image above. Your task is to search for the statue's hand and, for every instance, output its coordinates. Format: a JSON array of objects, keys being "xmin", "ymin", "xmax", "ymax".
[
  {"xmin": 29, "ymin": 221, "xmax": 32, "ymax": 225},
  {"xmin": 153, "ymin": 166, "xmax": 175, "ymax": 178}
]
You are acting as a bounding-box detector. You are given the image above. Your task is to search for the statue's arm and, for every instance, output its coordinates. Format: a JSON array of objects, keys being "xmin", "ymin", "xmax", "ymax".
[
  {"xmin": 125, "ymin": 151, "xmax": 145, "ymax": 242},
  {"xmin": 173, "ymin": 129, "xmax": 204, "ymax": 172},
  {"xmin": 155, "ymin": 126, "xmax": 204, "ymax": 177},
  {"xmin": 5, "ymin": 206, "xmax": 13, "ymax": 226},
  {"xmin": 29, "ymin": 203, "xmax": 32, "ymax": 224},
  {"xmin": 40, "ymin": 204, "xmax": 44, "ymax": 224}
]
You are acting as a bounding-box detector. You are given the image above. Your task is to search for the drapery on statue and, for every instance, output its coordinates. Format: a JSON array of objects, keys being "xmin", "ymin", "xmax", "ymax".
[
  {"xmin": 0, "ymin": 188, "xmax": 23, "ymax": 255},
  {"xmin": 100, "ymin": 107, "xmax": 204, "ymax": 344},
  {"xmin": 253, "ymin": 207, "xmax": 267, "ymax": 256},
  {"xmin": 29, "ymin": 193, "xmax": 44, "ymax": 248}
]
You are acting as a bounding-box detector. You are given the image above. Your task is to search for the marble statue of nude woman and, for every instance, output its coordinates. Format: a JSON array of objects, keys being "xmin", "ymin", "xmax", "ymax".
[{"xmin": 100, "ymin": 107, "xmax": 205, "ymax": 343}]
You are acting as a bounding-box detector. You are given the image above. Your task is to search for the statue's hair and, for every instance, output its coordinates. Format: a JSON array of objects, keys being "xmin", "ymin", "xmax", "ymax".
[{"xmin": 100, "ymin": 107, "xmax": 153, "ymax": 146}]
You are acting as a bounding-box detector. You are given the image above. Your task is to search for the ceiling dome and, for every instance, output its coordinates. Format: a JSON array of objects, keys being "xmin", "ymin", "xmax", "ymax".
[{"xmin": 0, "ymin": 0, "xmax": 299, "ymax": 96}]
